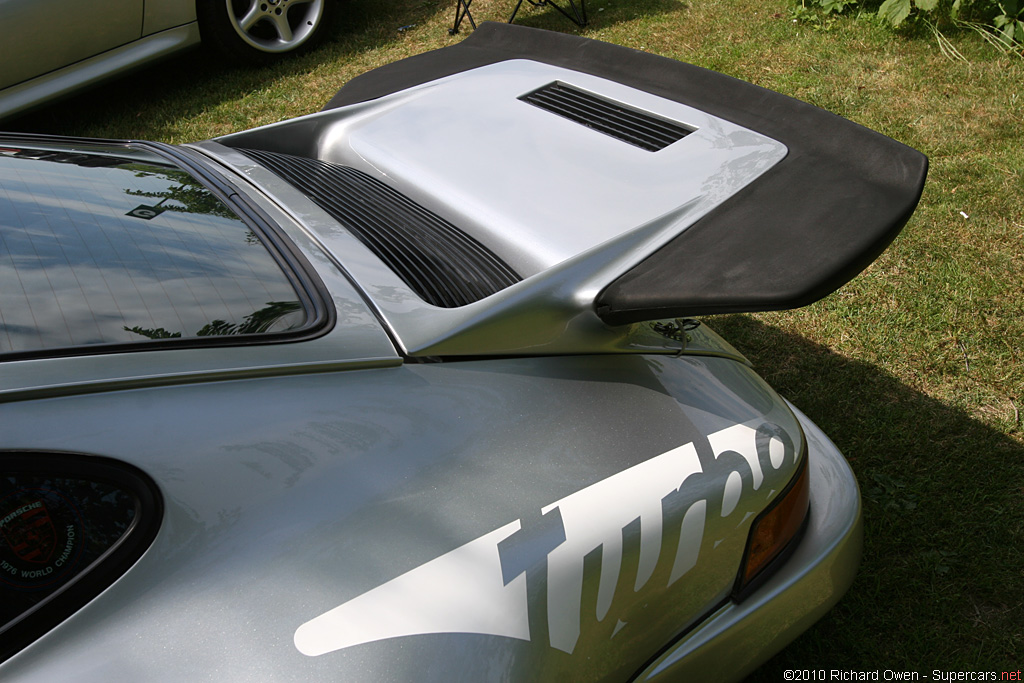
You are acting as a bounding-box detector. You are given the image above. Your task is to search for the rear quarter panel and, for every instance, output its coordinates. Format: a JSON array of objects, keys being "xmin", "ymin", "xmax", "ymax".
[{"xmin": 0, "ymin": 354, "xmax": 802, "ymax": 681}]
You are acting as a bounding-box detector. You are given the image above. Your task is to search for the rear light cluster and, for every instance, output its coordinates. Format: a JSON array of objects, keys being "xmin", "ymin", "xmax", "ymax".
[{"xmin": 734, "ymin": 450, "xmax": 811, "ymax": 598}]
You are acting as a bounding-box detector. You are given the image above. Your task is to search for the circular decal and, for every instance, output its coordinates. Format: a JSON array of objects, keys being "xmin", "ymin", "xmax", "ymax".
[{"xmin": 0, "ymin": 488, "xmax": 86, "ymax": 591}]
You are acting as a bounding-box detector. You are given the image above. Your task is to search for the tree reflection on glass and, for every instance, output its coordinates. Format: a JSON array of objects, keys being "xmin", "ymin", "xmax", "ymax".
[
  {"xmin": 0, "ymin": 144, "xmax": 308, "ymax": 354},
  {"xmin": 125, "ymin": 301, "xmax": 302, "ymax": 340},
  {"xmin": 125, "ymin": 166, "xmax": 241, "ymax": 222}
]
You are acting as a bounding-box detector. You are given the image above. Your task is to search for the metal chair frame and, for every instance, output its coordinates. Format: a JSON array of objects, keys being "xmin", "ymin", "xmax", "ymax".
[
  {"xmin": 449, "ymin": 0, "xmax": 476, "ymax": 34},
  {"xmin": 450, "ymin": 0, "xmax": 587, "ymax": 34},
  {"xmin": 509, "ymin": 0, "xmax": 587, "ymax": 27}
]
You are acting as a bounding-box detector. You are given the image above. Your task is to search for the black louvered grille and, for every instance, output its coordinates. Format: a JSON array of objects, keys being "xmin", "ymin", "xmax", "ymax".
[
  {"xmin": 519, "ymin": 82, "xmax": 691, "ymax": 152},
  {"xmin": 237, "ymin": 149, "xmax": 521, "ymax": 308}
]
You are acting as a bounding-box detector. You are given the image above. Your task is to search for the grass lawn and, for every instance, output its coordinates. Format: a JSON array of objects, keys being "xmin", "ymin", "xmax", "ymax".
[{"xmin": 6, "ymin": 0, "xmax": 1022, "ymax": 675}]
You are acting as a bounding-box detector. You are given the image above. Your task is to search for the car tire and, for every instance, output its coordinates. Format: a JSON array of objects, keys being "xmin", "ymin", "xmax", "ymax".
[{"xmin": 197, "ymin": 0, "xmax": 335, "ymax": 65}]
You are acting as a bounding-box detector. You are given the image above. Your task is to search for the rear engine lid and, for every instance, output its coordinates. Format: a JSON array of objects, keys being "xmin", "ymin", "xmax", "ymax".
[{"xmin": 207, "ymin": 23, "xmax": 926, "ymax": 358}]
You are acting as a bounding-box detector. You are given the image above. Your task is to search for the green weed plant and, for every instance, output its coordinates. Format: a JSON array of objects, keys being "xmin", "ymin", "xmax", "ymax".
[{"xmin": 799, "ymin": 0, "xmax": 1024, "ymax": 51}]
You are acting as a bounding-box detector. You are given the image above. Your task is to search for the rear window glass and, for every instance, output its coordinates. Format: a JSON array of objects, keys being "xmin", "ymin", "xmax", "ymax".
[{"xmin": 0, "ymin": 143, "xmax": 309, "ymax": 355}]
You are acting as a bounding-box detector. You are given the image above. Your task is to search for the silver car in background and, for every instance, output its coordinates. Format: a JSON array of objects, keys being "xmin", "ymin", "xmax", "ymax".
[
  {"xmin": 0, "ymin": 24, "xmax": 927, "ymax": 681},
  {"xmin": 0, "ymin": 0, "xmax": 337, "ymax": 120}
]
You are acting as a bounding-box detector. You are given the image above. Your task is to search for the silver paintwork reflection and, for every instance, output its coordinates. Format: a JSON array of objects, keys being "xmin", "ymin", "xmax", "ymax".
[
  {"xmin": 636, "ymin": 404, "xmax": 862, "ymax": 683},
  {"xmin": 0, "ymin": 24, "xmax": 201, "ymax": 121},
  {"xmin": 218, "ymin": 61, "xmax": 787, "ymax": 274},
  {"xmin": 205, "ymin": 61, "xmax": 786, "ymax": 357},
  {"xmin": 205, "ymin": 134, "xmax": 752, "ymax": 365},
  {"xmin": 315, "ymin": 61, "xmax": 786, "ymax": 274},
  {"xmin": 294, "ymin": 416, "xmax": 800, "ymax": 658},
  {"xmin": 0, "ymin": 354, "xmax": 819, "ymax": 682},
  {"xmin": 1, "ymin": 0, "xmax": 143, "ymax": 90},
  {"xmin": 195, "ymin": 142, "xmax": 685, "ymax": 358},
  {"xmin": 199, "ymin": 144, "xmax": 697, "ymax": 357}
]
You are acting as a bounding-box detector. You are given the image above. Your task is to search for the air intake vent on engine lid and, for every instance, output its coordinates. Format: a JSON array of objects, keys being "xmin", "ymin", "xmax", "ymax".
[
  {"xmin": 236, "ymin": 148, "xmax": 521, "ymax": 308},
  {"xmin": 519, "ymin": 82, "xmax": 692, "ymax": 152}
]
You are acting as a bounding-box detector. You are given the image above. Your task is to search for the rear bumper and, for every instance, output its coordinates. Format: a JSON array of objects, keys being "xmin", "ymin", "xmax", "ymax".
[{"xmin": 633, "ymin": 403, "xmax": 862, "ymax": 682}]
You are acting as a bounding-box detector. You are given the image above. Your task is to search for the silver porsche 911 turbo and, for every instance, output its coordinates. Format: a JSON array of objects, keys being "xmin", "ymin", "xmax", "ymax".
[{"xmin": 0, "ymin": 23, "xmax": 927, "ymax": 681}]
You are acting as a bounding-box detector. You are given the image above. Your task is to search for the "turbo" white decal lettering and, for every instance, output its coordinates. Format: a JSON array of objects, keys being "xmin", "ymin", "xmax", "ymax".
[{"xmin": 294, "ymin": 420, "xmax": 795, "ymax": 657}]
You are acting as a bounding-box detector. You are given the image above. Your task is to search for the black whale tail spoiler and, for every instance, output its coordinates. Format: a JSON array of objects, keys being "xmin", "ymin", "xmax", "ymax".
[
  {"xmin": 217, "ymin": 23, "xmax": 926, "ymax": 356},
  {"xmin": 324, "ymin": 22, "xmax": 927, "ymax": 327}
]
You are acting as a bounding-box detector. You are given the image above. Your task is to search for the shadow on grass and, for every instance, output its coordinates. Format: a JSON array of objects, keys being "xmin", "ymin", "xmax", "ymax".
[
  {"xmin": 492, "ymin": 0, "xmax": 684, "ymax": 33},
  {"xmin": 707, "ymin": 315, "xmax": 1024, "ymax": 674}
]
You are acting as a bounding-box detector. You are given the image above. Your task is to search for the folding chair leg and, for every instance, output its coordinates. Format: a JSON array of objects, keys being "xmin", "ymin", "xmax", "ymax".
[
  {"xmin": 508, "ymin": 0, "xmax": 587, "ymax": 27},
  {"xmin": 509, "ymin": 0, "xmax": 525, "ymax": 23},
  {"xmin": 543, "ymin": 0, "xmax": 587, "ymax": 26},
  {"xmin": 450, "ymin": 0, "xmax": 476, "ymax": 34}
]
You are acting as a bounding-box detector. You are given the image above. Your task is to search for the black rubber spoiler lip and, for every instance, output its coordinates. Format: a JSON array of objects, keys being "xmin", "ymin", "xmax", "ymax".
[{"xmin": 324, "ymin": 22, "xmax": 928, "ymax": 325}]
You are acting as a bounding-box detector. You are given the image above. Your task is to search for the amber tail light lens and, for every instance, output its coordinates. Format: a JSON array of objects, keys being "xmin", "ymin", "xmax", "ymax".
[{"xmin": 734, "ymin": 454, "xmax": 810, "ymax": 598}]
